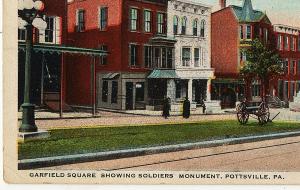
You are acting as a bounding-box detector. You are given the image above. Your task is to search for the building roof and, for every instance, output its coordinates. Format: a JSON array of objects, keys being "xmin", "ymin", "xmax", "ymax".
[
  {"xmin": 147, "ymin": 69, "xmax": 179, "ymax": 79},
  {"xmin": 230, "ymin": 0, "xmax": 266, "ymax": 23}
]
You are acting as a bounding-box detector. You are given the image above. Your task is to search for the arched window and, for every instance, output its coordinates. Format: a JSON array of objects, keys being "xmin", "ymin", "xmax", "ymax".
[
  {"xmin": 173, "ymin": 16, "xmax": 178, "ymax": 35},
  {"xmin": 200, "ymin": 20, "xmax": 205, "ymax": 37},
  {"xmin": 181, "ymin": 16, "xmax": 187, "ymax": 35},
  {"xmin": 193, "ymin": 19, "xmax": 198, "ymax": 36}
]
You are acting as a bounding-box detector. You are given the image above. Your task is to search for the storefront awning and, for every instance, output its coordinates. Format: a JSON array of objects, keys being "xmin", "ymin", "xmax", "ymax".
[
  {"xmin": 102, "ymin": 73, "xmax": 120, "ymax": 80},
  {"xmin": 147, "ymin": 69, "xmax": 179, "ymax": 79},
  {"xmin": 18, "ymin": 42, "xmax": 108, "ymax": 56}
]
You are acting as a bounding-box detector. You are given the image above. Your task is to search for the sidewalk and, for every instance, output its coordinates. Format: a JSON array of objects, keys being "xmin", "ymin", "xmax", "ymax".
[{"xmin": 17, "ymin": 108, "xmax": 299, "ymax": 130}]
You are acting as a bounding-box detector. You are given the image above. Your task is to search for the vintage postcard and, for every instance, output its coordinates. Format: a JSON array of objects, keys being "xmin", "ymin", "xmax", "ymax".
[{"xmin": 3, "ymin": 0, "xmax": 300, "ymax": 185}]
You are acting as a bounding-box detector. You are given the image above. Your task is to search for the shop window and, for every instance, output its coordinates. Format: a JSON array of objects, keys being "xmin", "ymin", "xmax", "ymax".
[
  {"xmin": 135, "ymin": 82, "xmax": 145, "ymax": 102},
  {"xmin": 102, "ymin": 81, "xmax": 108, "ymax": 102},
  {"xmin": 111, "ymin": 81, "xmax": 118, "ymax": 103}
]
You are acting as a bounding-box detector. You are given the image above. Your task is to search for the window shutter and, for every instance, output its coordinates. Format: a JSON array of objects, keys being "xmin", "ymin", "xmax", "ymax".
[{"xmin": 55, "ymin": 17, "xmax": 62, "ymax": 44}]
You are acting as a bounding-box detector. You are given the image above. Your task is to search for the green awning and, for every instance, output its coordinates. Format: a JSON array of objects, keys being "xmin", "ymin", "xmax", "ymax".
[
  {"xmin": 18, "ymin": 42, "xmax": 108, "ymax": 56},
  {"xmin": 147, "ymin": 69, "xmax": 179, "ymax": 79}
]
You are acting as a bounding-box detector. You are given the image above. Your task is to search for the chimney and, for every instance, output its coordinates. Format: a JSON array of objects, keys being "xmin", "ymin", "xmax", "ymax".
[{"xmin": 220, "ymin": 0, "xmax": 226, "ymax": 9}]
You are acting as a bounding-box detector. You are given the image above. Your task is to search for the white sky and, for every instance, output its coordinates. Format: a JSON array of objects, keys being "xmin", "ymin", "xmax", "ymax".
[{"xmin": 195, "ymin": 0, "xmax": 300, "ymax": 28}]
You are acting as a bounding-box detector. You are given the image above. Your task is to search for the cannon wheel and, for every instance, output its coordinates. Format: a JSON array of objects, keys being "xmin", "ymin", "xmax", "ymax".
[
  {"xmin": 258, "ymin": 102, "xmax": 270, "ymax": 125},
  {"xmin": 236, "ymin": 102, "xmax": 249, "ymax": 125}
]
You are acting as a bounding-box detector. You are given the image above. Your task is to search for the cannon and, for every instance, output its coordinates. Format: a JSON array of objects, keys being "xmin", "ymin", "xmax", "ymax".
[{"xmin": 236, "ymin": 100, "xmax": 270, "ymax": 125}]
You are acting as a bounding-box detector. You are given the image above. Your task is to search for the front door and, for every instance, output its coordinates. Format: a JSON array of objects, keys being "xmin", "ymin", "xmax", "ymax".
[{"xmin": 126, "ymin": 82, "xmax": 134, "ymax": 110}]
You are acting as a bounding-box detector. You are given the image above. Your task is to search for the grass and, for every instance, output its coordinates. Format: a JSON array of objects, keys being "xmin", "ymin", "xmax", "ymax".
[{"xmin": 18, "ymin": 120, "xmax": 300, "ymax": 160}]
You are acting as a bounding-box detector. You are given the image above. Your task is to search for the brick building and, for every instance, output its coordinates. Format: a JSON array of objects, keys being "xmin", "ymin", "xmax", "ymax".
[
  {"xmin": 273, "ymin": 24, "xmax": 300, "ymax": 102},
  {"xmin": 67, "ymin": 0, "xmax": 180, "ymax": 110},
  {"xmin": 18, "ymin": 0, "xmax": 68, "ymax": 107},
  {"xmin": 211, "ymin": 0, "xmax": 273, "ymax": 108}
]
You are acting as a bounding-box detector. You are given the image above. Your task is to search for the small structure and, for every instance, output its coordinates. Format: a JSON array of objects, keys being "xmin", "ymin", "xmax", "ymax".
[{"xmin": 290, "ymin": 91, "xmax": 300, "ymax": 112}]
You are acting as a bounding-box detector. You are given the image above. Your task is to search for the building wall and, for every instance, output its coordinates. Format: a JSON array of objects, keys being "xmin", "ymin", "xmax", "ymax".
[
  {"xmin": 66, "ymin": 0, "xmax": 168, "ymax": 106},
  {"xmin": 273, "ymin": 26, "xmax": 300, "ymax": 101},
  {"xmin": 167, "ymin": 0, "xmax": 212, "ymax": 71},
  {"xmin": 211, "ymin": 7, "xmax": 239, "ymax": 78}
]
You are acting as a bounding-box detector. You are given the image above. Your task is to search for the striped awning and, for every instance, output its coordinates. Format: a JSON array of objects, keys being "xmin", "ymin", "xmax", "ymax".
[
  {"xmin": 147, "ymin": 69, "xmax": 179, "ymax": 79},
  {"xmin": 103, "ymin": 73, "xmax": 120, "ymax": 80}
]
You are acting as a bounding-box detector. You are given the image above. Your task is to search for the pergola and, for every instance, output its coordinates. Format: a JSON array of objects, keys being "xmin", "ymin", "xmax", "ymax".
[{"xmin": 18, "ymin": 42, "xmax": 108, "ymax": 117}]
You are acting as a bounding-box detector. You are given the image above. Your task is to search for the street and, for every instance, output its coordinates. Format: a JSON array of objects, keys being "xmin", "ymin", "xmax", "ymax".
[{"xmin": 45, "ymin": 136, "xmax": 300, "ymax": 172}]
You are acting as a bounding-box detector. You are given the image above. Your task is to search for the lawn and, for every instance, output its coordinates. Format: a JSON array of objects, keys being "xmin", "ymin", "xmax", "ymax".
[{"xmin": 18, "ymin": 120, "xmax": 300, "ymax": 160}]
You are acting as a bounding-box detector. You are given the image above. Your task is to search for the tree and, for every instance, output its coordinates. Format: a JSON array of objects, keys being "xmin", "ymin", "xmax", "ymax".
[{"xmin": 240, "ymin": 38, "xmax": 283, "ymax": 100}]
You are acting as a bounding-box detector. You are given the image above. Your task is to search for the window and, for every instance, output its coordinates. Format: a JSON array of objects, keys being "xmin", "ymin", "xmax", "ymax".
[
  {"xmin": 298, "ymin": 37, "xmax": 300, "ymax": 52},
  {"xmin": 284, "ymin": 35, "xmax": 289, "ymax": 50},
  {"xmin": 252, "ymin": 80, "xmax": 261, "ymax": 97},
  {"xmin": 162, "ymin": 48, "xmax": 167, "ymax": 68},
  {"xmin": 144, "ymin": 45, "xmax": 152, "ymax": 68},
  {"xmin": 18, "ymin": 29, "xmax": 26, "ymax": 41},
  {"xmin": 193, "ymin": 19, "xmax": 198, "ymax": 36},
  {"xmin": 240, "ymin": 25, "xmax": 244, "ymax": 39},
  {"xmin": 173, "ymin": 16, "xmax": 178, "ymax": 35},
  {"xmin": 200, "ymin": 20, "xmax": 205, "ymax": 37},
  {"xmin": 291, "ymin": 37, "xmax": 295, "ymax": 51},
  {"xmin": 264, "ymin": 28, "xmax": 268, "ymax": 44},
  {"xmin": 167, "ymin": 48, "xmax": 173, "ymax": 68},
  {"xmin": 99, "ymin": 45, "xmax": 108, "ymax": 65},
  {"xmin": 45, "ymin": 17, "xmax": 54, "ymax": 42},
  {"xmin": 129, "ymin": 44, "xmax": 138, "ymax": 66},
  {"xmin": 102, "ymin": 81, "xmax": 108, "ymax": 102},
  {"xmin": 182, "ymin": 48, "xmax": 191, "ymax": 67},
  {"xmin": 157, "ymin": 13, "xmax": 165, "ymax": 34},
  {"xmin": 135, "ymin": 82, "xmax": 145, "ymax": 101},
  {"xmin": 130, "ymin": 8, "xmax": 138, "ymax": 31},
  {"xmin": 290, "ymin": 60, "xmax": 296, "ymax": 75},
  {"xmin": 99, "ymin": 7, "xmax": 108, "ymax": 30},
  {"xmin": 144, "ymin": 10, "xmax": 151, "ymax": 32},
  {"xmin": 298, "ymin": 60, "xmax": 300, "ymax": 75},
  {"xmin": 284, "ymin": 59, "xmax": 289, "ymax": 74},
  {"xmin": 240, "ymin": 51, "xmax": 247, "ymax": 62},
  {"xmin": 194, "ymin": 48, "xmax": 200, "ymax": 67},
  {"xmin": 181, "ymin": 17, "xmax": 187, "ymax": 35},
  {"xmin": 154, "ymin": 48, "xmax": 160, "ymax": 68},
  {"xmin": 246, "ymin": 25, "xmax": 251, "ymax": 39},
  {"xmin": 176, "ymin": 82, "xmax": 181, "ymax": 99},
  {"xmin": 277, "ymin": 35, "xmax": 282, "ymax": 50},
  {"xmin": 111, "ymin": 81, "xmax": 118, "ymax": 103},
  {"xmin": 76, "ymin": 9, "xmax": 85, "ymax": 32}
]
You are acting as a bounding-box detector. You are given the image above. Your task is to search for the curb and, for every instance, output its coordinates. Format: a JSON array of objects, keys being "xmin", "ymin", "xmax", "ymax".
[{"xmin": 18, "ymin": 130, "xmax": 300, "ymax": 170}]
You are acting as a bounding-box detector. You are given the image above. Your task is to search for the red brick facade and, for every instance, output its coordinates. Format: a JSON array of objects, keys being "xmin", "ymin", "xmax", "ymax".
[{"xmin": 66, "ymin": 0, "xmax": 168, "ymax": 106}]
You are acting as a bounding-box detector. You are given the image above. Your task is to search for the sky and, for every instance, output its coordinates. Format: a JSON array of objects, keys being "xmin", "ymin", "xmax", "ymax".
[{"xmin": 194, "ymin": 0, "xmax": 300, "ymax": 28}]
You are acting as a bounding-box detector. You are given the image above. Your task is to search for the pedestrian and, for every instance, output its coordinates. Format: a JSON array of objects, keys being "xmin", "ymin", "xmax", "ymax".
[
  {"xmin": 183, "ymin": 97, "xmax": 190, "ymax": 119},
  {"xmin": 162, "ymin": 97, "xmax": 171, "ymax": 119}
]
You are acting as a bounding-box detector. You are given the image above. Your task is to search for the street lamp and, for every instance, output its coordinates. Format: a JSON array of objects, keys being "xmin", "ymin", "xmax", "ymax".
[{"xmin": 18, "ymin": 0, "xmax": 46, "ymax": 132}]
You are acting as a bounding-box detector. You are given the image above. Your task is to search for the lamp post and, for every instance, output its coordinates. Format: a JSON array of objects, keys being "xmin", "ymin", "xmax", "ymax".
[{"xmin": 18, "ymin": 0, "xmax": 46, "ymax": 132}]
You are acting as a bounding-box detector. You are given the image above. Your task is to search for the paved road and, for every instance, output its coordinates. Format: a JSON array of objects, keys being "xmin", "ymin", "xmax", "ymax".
[{"xmin": 46, "ymin": 136, "xmax": 300, "ymax": 172}]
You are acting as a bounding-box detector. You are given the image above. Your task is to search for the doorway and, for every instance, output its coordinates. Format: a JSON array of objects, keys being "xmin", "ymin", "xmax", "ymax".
[{"xmin": 126, "ymin": 82, "xmax": 134, "ymax": 110}]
